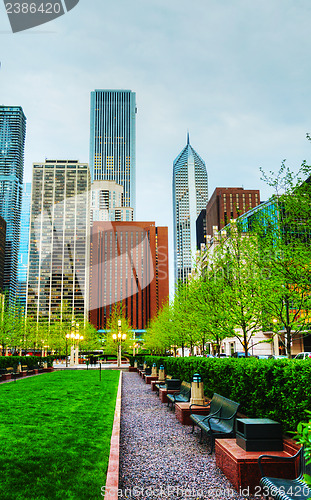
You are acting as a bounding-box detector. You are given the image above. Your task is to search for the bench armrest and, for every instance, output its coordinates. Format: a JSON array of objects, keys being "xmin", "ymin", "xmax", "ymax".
[
  {"xmin": 172, "ymin": 391, "xmax": 181, "ymax": 399},
  {"xmin": 258, "ymin": 448, "xmax": 302, "ymax": 478},
  {"xmin": 207, "ymin": 413, "xmax": 236, "ymax": 423},
  {"xmin": 190, "ymin": 402, "xmax": 211, "ymax": 412}
]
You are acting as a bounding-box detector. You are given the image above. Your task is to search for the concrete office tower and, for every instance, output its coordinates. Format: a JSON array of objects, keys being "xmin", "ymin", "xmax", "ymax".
[
  {"xmin": 173, "ymin": 135, "xmax": 208, "ymax": 283},
  {"xmin": 17, "ymin": 183, "xmax": 32, "ymax": 311},
  {"xmin": 0, "ymin": 106, "xmax": 26, "ymax": 305},
  {"xmin": 91, "ymin": 180, "xmax": 134, "ymax": 222},
  {"xmin": 90, "ymin": 90, "xmax": 137, "ymax": 214},
  {"xmin": 89, "ymin": 221, "xmax": 169, "ymax": 331},
  {"xmin": 26, "ymin": 160, "xmax": 91, "ymax": 323}
]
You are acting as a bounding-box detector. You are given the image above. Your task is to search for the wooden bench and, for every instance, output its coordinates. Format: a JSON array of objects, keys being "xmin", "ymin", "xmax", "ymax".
[
  {"xmin": 167, "ymin": 381, "xmax": 191, "ymax": 409},
  {"xmin": 190, "ymin": 393, "xmax": 240, "ymax": 454},
  {"xmin": 258, "ymin": 446, "xmax": 311, "ymax": 500}
]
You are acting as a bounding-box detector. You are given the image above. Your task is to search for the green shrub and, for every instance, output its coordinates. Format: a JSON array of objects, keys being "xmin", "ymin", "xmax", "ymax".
[
  {"xmin": 0, "ymin": 355, "xmax": 57, "ymax": 370},
  {"xmin": 143, "ymin": 356, "xmax": 311, "ymax": 433}
]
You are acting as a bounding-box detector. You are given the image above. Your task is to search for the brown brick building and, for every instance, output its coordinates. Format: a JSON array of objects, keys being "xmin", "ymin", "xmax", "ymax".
[
  {"xmin": 89, "ymin": 221, "xmax": 169, "ymax": 330},
  {"xmin": 206, "ymin": 187, "xmax": 260, "ymax": 237}
]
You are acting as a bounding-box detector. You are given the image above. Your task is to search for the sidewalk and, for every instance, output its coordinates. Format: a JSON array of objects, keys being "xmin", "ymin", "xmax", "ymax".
[
  {"xmin": 53, "ymin": 361, "xmax": 130, "ymax": 370},
  {"xmin": 119, "ymin": 372, "xmax": 253, "ymax": 500}
]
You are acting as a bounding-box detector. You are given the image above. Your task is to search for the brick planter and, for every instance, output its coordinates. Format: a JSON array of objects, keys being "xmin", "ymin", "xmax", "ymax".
[
  {"xmin": 145, "ymin": 375, "xmax": 158, "ymax": 385},
  {"xmin": 1, "ymin": 373, "xmax": 11, "ymax": 381},
  {"xmin": 128, "ymin": 367, "xmax": 137, "ymax": 372},
  {"xmin": 175, "ymin": 402, "xmax": 211, "ymax": 426},
  {"xmin": 215, "ymin": 438, "xmax": 299, "ymax": 495},
  {"xmin": 151, "ymin": 380, "xmax": 161, "ymax": 392}
]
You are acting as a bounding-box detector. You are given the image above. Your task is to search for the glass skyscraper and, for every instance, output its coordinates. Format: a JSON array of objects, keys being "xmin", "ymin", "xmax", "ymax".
[
  {"xmin": 26, "ymin": 160, "xmax": 91, "ymax": 323},
  {"xmin": 89, "ymin": 89, "xmax": 137, "ymax": 214},
  {"xmin": 173, "ymin": 135, "xmax": 208, "ymax": 283},
  {"xmin": 0, "ymin": 106, "xmax": 26, "ymax": 305},
  {"xmin": 17, "ymin": 183, "xmax": 32, "ymax": 311}
]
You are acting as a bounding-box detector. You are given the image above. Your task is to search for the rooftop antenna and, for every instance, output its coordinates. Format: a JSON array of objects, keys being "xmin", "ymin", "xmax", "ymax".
[{"xmin": 187, "ymin": 130, "xmax": 190, "ymax": 145}]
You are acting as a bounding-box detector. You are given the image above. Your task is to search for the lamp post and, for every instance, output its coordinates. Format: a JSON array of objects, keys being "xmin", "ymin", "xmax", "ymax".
[
  {"xmin": 74, "ymin": 330, "xmax": 83, "ymax": 366},
  {"xmin": 112, "ymin": 319, "xmax": 126, "ymax": 368},
  {"xmin": 65, "ymin": 333, "xmax": 70, "ymax": 367}
]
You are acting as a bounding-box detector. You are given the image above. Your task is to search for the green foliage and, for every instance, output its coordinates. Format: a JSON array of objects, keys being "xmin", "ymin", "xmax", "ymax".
[
  {"xmin": 144, "ymin": 356, "xmax": 311, "ymax": 433},
  {"xmin": 295, "ymin": 411, "xmax": 311, "ymax": 488},
  {"xmin": 0, "ymin": 370, "xmax": 120, "ymax": 500},
  {"xmin": 103, "ymin": 311, "xmax": 134, "ymax": 356},
  {"xmin": 128, "ymin": 353, "xmax": 149, "ymax": 366},
  {"xmin": 259, "ymin": 162, "xmax": 311, "ymax": 356},
  {"xmin": 0, "ymin": 355, "xmax": 57, "ymax": 369}
]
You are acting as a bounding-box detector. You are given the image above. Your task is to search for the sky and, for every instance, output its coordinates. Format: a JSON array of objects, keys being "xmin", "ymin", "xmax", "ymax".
[{"xmin": 1, "ymin": 0, "xmax": 311, "ymax": 293}]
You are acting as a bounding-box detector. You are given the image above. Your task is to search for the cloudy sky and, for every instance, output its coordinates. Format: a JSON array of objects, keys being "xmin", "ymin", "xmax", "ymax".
[{"xmin": 1, "ymin": 0, "xmax": 311, "ymax": 290}]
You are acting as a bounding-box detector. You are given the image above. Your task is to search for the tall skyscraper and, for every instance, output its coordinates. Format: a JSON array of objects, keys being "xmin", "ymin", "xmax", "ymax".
[
  {"xmin": 0, "ymin": 106, "xmax": 26, "ymax": 305},
  {"xmin": 89, "ymin": 89, "xmax": 137, "ymax": 214},
  {"xmin": 173, "ymin": 135, "xmax": 208, "ymax": 283},
  {"xmin": 0, "ymin": 216, "xmax": 6, "ymax": 292},
  {"xmin": 26, "ymin": 160, "xmax": 91, "ymax": 323},
  {"xmin": 17, "ymin": 183, "xmax": 32, "ymax": 311},
  {"xmin": 89, "ymin": 221, "xmax": 169, "ymax": 331}
]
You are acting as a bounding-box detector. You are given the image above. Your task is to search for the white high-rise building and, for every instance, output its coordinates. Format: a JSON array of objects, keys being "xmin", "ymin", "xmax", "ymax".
[
  {"xmin": 173, "ymin": 135, "xmax": 208, "ymax": 283},
  {"xmin": 91, "ymin": 180, "xmax": 133, "ymax": 223}
]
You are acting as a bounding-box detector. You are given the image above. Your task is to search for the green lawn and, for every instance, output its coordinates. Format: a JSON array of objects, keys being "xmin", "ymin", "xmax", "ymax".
[{"xmin": 0, "ymin": 370, "xmax": 120, "ymax": 500}]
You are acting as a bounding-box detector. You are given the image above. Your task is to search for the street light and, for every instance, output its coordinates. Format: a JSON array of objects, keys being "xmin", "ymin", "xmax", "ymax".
[
  {"xmin": 74, "ymin": 329, "xmax": 83, "ymax": 365},
  {"xmin": 65, "ymin": 333, "xmax": 70, "ymax": 367},
  {"xmin": 112, "ymin": 319, "xmax": 126, "ymax": 368}
]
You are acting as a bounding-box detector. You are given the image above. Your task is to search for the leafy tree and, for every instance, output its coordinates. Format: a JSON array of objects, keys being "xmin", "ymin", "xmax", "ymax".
[
  {"xmin": 103, "ymin": 306, "xmax": 133, "ymax": 357},
  {"xmin": 192, "ymin": 274, "xmax": 234, "ymax": 355},
  {"xmin": 208, "ymin": 223, "xmax": 269, "ymax": 356},
  {"xmin": 144, "ymin": 302, "xmax": 174, "ymax": 354},
  {"xmin": 259, "ymin": 162, "xmax": 311, "ymax": 356}
]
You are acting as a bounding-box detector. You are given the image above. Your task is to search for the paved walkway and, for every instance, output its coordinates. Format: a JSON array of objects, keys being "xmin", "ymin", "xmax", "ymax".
[
  {"xmin": 53, "ymin": 361, "xmax": 130, "ymax": 370},
  {"xmin": 119, "ymin": 372, "xmax": 254, "ymax": 500}
]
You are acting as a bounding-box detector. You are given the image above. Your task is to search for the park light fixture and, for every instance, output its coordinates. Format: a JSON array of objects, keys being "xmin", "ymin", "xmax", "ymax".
[
  {"xmin": 190, "ymin": 372, "xmax": 204, "ymax": 405},
  {"xmin": 112, "ymin": 319, "xmax": 127, "ymax": 368}
]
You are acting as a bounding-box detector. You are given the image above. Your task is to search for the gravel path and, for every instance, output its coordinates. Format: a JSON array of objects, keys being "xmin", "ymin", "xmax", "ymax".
[{"xmin": 119, "ymin": 373, "xmax": 255, "ymax": 500}]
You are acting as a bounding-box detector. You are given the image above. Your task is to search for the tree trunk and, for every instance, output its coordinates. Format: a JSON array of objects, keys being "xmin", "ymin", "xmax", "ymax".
[
  {"xmin": 243, "ymin": 328, "xmax": 249, "ymax": 357},
  {"xmin": 285, "ymin": 298, "xmax": 292, "ymax": 358}
]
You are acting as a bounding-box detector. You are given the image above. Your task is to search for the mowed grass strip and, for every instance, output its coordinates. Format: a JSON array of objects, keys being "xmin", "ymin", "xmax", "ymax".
[{"xmin": 0, "ymin": 370, "xmax": 120, "ymax": 500}]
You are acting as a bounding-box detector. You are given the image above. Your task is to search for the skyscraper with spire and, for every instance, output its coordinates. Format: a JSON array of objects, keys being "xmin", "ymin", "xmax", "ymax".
[{"xmin": 173, "ymin": 134, "xmax": 208, "ymax": 283}]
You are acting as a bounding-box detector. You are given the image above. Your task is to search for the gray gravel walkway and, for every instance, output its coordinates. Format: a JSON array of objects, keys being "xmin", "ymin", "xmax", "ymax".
[{"xmin": 119, "ymin": 373, "xmax": 255, "ymax": 500}]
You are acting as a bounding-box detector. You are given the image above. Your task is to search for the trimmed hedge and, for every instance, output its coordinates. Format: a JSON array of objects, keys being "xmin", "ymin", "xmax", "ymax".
[
  {"xmin": 129, "ymin": 354, "xmax": 149, "ymax": 366},
  {"xmin": 141, "ymin": 356, "xmax": 311, "ymax": 433},
  {"xmin": 0, "ymin": 355, "xmax": 56, "ymax": 369}
]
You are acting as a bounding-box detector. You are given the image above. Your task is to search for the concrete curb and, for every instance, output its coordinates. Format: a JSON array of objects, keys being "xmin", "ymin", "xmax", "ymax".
[{"xmin": 104, "ymin": 371, "xmax": 122, "ymax": 500}]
